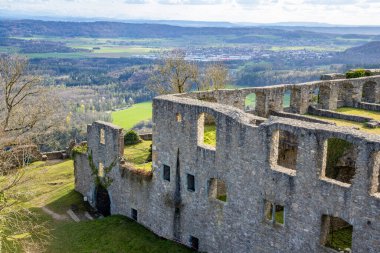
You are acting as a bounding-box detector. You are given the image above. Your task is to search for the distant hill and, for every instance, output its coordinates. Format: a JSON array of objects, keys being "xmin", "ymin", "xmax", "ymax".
[
  {"xmin": 337, "ymin": 41, "xmax": 380, "ymax": 64},
  {"xmin": 0, "ymin": 19, "xmax": 340, "ymax": 39},
  {"xmin": 344, "ymin": 41, "xmax": 380, "ymax": 54}
]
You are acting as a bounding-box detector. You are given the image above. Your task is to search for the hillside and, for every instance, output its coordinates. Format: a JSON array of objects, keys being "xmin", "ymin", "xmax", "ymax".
[
  {"xmin": 337, "ymin": 41, "xmax": 380, "ymax": 64},
  {"xmin": 344, "ymin": 41, "xmax": 380, "ymax": 55},
  {"xmin": 4, "ymin": 160, "xmax": 193, "ymax": 252},
  {"xmin": 0, "ymin": 19, "xmax": 329, "ymax": 39}
]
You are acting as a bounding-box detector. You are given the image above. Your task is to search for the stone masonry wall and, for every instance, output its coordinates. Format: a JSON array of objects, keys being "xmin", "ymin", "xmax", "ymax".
[
  {"xmin": 180, "ymin": 75, "xmax": 380, "ymax": 118},
  {"xmin": 74, "ymin": 76, "xmax": 380, "ymax": 253}
]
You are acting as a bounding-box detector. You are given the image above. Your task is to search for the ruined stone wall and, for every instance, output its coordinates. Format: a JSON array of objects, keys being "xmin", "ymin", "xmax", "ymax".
[
  {"xmin": 151, "ymin": 95, "xmax": 380, "ymax": 253},
  {"xmin": 180, "ymin": 75, "xmax": 380, "ymax": 118},
  {"xmin": 75, "ymin": 82, "xmax": 380, "ymax": 252}
]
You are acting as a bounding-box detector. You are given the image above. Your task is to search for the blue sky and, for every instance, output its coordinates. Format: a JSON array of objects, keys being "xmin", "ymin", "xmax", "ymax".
[{"xmin": 1, "ymin": 0, "xmax": 380, "ymax": 25}]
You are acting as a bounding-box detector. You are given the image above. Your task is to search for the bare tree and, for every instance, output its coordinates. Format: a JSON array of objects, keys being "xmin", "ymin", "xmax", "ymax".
[
  {"xmin": 149, "ymin": 49, "xmax": 198, "ymax": 94},
  {"xmin": 200, "ymin": 63, "xmax": 229, "ymax": 91},
  {"xmin": 0, "ymin": 55, "xmax": 53, "ymax": 251}
]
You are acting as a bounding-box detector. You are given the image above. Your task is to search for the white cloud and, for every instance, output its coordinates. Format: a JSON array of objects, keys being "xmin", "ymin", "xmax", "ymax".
[{"xmin": 2, "ymin": 0, "xmax": 380, "ymax": 25}]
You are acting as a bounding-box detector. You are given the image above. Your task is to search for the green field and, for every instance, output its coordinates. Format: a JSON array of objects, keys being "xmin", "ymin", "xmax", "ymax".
[
  {"xmin": 3, "ymin": 160, "xmax": 193, "ymax": 252},
  {"xmin": 112, "ymin": 102, "xmax": 153, "ymax": 130}
]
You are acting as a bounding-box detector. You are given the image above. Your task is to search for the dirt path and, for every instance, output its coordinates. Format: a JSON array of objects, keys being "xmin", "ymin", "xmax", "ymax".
[{"xmin": 42, "ymin": 206, "xmax": 68, "ymax": 221}]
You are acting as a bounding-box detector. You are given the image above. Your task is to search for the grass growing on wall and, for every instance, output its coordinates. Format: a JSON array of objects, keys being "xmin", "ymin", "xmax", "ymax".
[{"xmin": 112, "ymin": 102, "xmax": 152, "ymax": 130}]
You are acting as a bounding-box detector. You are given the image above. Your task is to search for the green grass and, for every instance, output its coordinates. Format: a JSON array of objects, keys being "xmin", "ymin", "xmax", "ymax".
[
  {"xmin": 204, "ymin": 124, "xmax": 217, "ymax": 147},
  {"xmin": 112, "ymin": 102, "xmax": 152, "ymax": 130},
  {"xmin": 307, "ymin": 107, "xmax": 380, "ymax": 135},
  {"xmin": 49, "ymin": 215, "xmax": 193, "ymax": 253},
  {"xmin": 5, "ymin": 160, "xmax": 192, "ymax": 252},
  {"xmin": 336, "ymin": 107, "xmax": 380, "ymax": 121},
  {"xmin": 275, "ymin": 210, "xmax": 284, "ymax": 225},
  {"xmin": 216, "ymin": 195, "xmax": 227, "ymax": 202},
  {"xmin": 326, "ymin": 227, "xmax": 353, "ymax": 251},
  {"xmin": 124, "ymin": 140, "xmax": 152, "ymax": 172}
]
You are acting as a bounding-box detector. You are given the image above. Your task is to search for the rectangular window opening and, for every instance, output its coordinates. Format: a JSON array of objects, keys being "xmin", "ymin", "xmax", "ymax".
[
  {"xmin": 131, "ymin": 208, "xmax": 138, "ymax": 221},
  {"xmin": 271, "ymin": 130, "xmax": 298, "ymax": 174},
  {"xmin": 323, "ymin": 138, "xmax": 357, "ymax": 185},
  {"xmin": 198, "ymin": 113, "xmax": 216, "ymax": 148},
  {"xmin": 187, "ymin": 174, "xmax": 195, "ymax": 192},
  {"xmin": 320, "ymin": 215, "xmax": 353, "ymax": 252},
  {"xmin": 264, "ymin": 200, "xmax": 285, "ymax": 226},
  {"xmin": 208, "ymin": 178, "xmax": 227, "ymax": 202},
  {"xmin": 163, "ymin": 165, "xmax": 170, "ymax": 181},
  {"xmin": 274, "ymin": 205, "xmax": 285, "ymax": 225},
  {"xmin": 189, "ymin": 236, "xmax": 199, "ymax": 251},
  {"xmin": 98, "ymin": 162, "xmax": 104, "ymax": 177},
  {"xmin": 100, "ymin": 128, "xmax": 105, "ymax": 144}
]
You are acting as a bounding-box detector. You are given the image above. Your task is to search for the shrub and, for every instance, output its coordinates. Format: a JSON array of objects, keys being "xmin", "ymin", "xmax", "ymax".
[
  {"xmin": 124, "ymin": 130, "xmax": 141, "ymax": 145},
  {"xmin": 72, "ymin": 143, "xmax": 88, "ymax": 156},
  {"xmin": 346, "ymin": 69, "xmax": 371, "ymax": 79}
]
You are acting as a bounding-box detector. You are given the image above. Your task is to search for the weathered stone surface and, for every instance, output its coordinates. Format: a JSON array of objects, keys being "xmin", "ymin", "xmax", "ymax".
[{"xmin": 74, "ymin": 75, "xmax": 380, "ymax": 253}]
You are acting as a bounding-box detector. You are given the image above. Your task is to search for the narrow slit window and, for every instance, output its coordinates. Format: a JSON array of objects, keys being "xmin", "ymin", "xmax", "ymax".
[
  {"xmin": 176, "ymin": 113, "xmax": 182, "ymax": 122},
  {"xmin": 98, "ymin": 162, "xmax": 104, "ymax": 177},
  {"xmin": 100, "ymin": 128, "xmax": 105, "ymax": 144},
  {"xmin": 187, "ymin": 174, "xmax": 195, "ymax": 192},
  {"xmin": 163, "ymin": 165, "xmax": 170, "ymax": 181},
  {"xmin": 131, "ymin": 208, "xmax": 138, "ymax": 221},
  {"xmin": 189, "ymin": 236, "xmax": 199, "ymax": 251}
]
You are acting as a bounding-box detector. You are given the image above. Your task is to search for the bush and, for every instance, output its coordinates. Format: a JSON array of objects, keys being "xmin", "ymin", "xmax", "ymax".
[
  {"xmin": 72, "ymin": 143, "xmax": 88, "ymax": 156},
  {"xmin": 346, "ymin": 69, "xmax": 371, "ymax": 79},
  {"xmin": 124, "ymin": 130, "xmax": 141, "ymax": 145}
]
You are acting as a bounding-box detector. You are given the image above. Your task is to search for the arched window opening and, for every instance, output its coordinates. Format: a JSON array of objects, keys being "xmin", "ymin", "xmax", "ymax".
[
  {"xmin": 245, "ymin": 93, "xmax": 256, "ymax": 112},
  {"xmin": 198, "ymin": 113, "xmax": 216, "ymax": 148}
]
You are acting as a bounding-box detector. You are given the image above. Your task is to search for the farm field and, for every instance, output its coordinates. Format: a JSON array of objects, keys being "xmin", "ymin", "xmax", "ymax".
[
  {"xmin": 3, "ymin": 160, "xmax": 193, "ymax": 252},
  {"xmin": 112, "ymin": 102, "xmax": 153, "ymax": 130}
]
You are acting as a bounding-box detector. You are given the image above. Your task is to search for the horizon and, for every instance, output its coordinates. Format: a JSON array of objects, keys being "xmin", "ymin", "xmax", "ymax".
[{"xmin": 2, "ymin": 0, "xmax": 380, "ymax": 26}]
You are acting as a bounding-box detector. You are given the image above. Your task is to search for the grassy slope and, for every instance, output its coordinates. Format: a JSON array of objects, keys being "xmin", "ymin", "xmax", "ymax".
[
  {"xmin": 124, "ymin": 140, "xmax": 153, "ymax": 171},
  {"xmin": 7, "ymin": 160, "xmax": 192, "ymax": 253},
  {"xmin": 112, "ymin": 102, "xmax": 152, "ymax": 130},
  {"xmin": 307, "ymin": 107, "xmax": 380, "ymax": 135}
]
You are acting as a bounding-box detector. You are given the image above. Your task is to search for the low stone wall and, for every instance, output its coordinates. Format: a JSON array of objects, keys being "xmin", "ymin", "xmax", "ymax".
[
  {"xmin": 42, "ymin": 150, "xmax": 67, "ymax": 160},
  {"xmin": 320, "ymin": 73, "xmax": 346, "ymax": 80},
  {"xmin": 355, "ymin": 102, "xmax": 380, "ymax": 112},
  {"xmin": 139, "ymin": 133, "xmax": 152, "ymax": 141},
  {"xmin": 270, "ymin": 110, "xmax": 334, "ymax": 125},
  {"xmin": 308, "ymin": 106, "xmax": 372, "ymax": 123}
]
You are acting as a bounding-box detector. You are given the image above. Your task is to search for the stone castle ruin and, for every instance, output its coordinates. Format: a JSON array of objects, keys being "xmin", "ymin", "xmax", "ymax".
[{"xmin": 74, "ymin": 75, "xmax": 380, "ymax": 253}]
